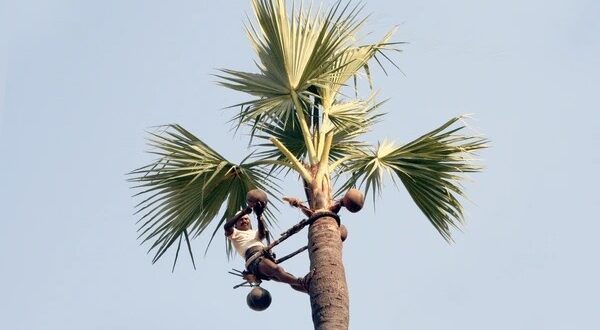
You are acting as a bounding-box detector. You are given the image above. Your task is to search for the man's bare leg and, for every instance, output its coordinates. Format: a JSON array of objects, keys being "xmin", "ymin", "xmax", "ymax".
[{"xmin": 257, "ymin": 259, "xmax": 309, "ymax": 293}]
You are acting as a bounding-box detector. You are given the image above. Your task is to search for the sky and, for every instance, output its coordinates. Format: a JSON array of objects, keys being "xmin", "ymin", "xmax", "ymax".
[{"xmin": 1, "ymin": 0, "xmax": 599, "ymax": 329}]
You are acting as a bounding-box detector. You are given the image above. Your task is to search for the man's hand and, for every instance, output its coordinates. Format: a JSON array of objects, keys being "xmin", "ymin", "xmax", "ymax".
[
  {"xmin": 243, "ymin": 272, "xmax": 260, "ymax": 284},
  {"xmin": 252, "ymin": 201, "xmax": 266, "ymax": 217},
  {"xmin": 283, "ymin": 196, "xmax": 313, "ymax": 217},
  {"xmin": 243, "ymin": 206, "xmax": 253, "ymax": 215},
  {"xmin": 283, "ymin": 196, "xmax": 303, "ymax": 207}
]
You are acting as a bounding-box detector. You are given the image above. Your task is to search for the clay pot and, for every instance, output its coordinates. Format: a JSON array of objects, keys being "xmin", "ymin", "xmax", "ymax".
[
  {"xmin": 246, "ymin": 286, "xmax": 272, "ymax": 311},
  {"xmin": 340, "ymin": 224, "xmax": 348, "ymax": 242},
  {"xmin": 246, "ymin": 189, "xmax": 268, "ymax": 209},
  {"xmin": 342, "ymin": 188, "xmax": 364, "ymax": 213}
]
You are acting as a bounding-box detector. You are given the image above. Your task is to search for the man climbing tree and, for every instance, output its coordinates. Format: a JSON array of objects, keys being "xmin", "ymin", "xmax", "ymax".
[{"xmin": 224, "ymin": 205, "xmax": 310, "ymax": 293}]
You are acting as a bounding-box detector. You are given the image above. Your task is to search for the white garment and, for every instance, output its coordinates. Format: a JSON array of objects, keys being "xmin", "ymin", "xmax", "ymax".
[{"xmin": 227, "ymin": 228, "xmax": 265, "ymax": 258}]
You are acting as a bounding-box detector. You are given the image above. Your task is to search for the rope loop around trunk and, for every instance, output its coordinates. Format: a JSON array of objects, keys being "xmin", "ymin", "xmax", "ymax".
[{"xmin": 308, "ymin": 211, "xmax": 340, "ymax": 227}]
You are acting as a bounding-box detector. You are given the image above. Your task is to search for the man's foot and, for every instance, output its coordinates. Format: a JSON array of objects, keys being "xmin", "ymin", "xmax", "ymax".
[
  {"xmin": 242, "ymin": 272, "xmax": 260, "ymax": 284},
  {"xmin": 290, "ymin": 281, "xmax": 307, "ymax": 293},
  {"xmin": 290, "ymin": 269, "xmax": 314, "ymax": 294}
]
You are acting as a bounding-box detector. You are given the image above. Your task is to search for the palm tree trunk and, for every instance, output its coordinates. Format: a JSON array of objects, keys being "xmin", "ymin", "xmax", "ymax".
[{"xmin": 307, "ymin": 182, "xmax": 349, "ymax": 330}]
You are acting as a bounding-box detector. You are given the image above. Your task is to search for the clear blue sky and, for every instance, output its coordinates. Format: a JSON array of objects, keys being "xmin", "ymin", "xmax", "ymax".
[{"xmin": 1, "ymin": 0, "xmax": 599, "ymax": 329}]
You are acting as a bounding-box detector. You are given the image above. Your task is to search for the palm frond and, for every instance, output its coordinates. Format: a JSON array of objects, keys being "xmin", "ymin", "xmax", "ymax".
[
  {"xmin": 319, "ymin": 28, "xmax": 399, "ymax": 107},
  {"xmin": 335, "ymin": 140, "xmax": 396, "ymax": 197},
  {"xmin": 253, "ymin": 114, "xmax": 307, "ymax": 166},
  {"xmin": 217, "ymin": 0, "xmax": 369, "ymax": 127},
  {"xmin": 329, "ymin": 133, "xmax": 370, "ymax": 163},
  {"xmin": 249, "ymin": 93, "xmax": 383, "ymax": 165},
  {"xmin": 326, "ymin": 97, "xmax": 383, "ymax": 163},
  {"xmin": 129, "ymin": 124, "xmax": 280, "ymax": 266},
  {"xmin": 325, "ymin": 94, "xmax": 385, "ymax": 132},
  {"xmin": 337, "ymin": 116, "xmax": 488, "ymax": 240}
]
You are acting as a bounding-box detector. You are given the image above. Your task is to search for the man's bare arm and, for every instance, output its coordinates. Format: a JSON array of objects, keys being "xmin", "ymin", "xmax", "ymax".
[
  {"xmin": 224, "ymin": 206, "xmax": 252, "ymax": 236},
  {"xmin": 257, "ymin": 213, "xmax": 267, "ymax": 241},
  {"xmin": 283, "ymin": 197, "xmax": 313, "ymax": 217}
]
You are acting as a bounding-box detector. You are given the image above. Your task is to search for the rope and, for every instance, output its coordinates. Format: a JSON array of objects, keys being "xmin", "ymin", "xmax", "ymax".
[
  {"xmin": 266, "ymin": 210, "xmax": 339, "ymax": 251},
  {"xmin": 307, "ymin": 210, "xmax": 340, "ymax": 227},
  {"xmin": 275, "ymin": 245, "xmax": 307, "ymax": 264}
]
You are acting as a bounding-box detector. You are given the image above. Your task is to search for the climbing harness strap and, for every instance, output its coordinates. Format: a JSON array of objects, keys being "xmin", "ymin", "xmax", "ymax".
[
  {"xmin": 244, "ymin": 247, "xmax": 273, "ymax": 270},
  {"xmin": 268, "ymin": 210, "xmax": 340, "ymax": 249},
  {"xmin": 307, "ymin": 210, "xmax": 340, "ymax": 227}
]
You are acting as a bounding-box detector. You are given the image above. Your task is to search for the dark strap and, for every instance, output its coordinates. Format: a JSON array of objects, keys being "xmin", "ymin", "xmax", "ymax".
[
  {"xmin": 275, "ymin": 245, "xmax": 308, "ymax": 264},
  {"xmin": 244, "ymin": 246, "xmax": 275, "ymax": 269},
  {"xmin": 265, "ymin": 210, "xmax": 340, "ymax": 251},
  {"xmin": 308, "ymin": 210, "xmax": 340, "ymax": 227},
  {"xmin": 273, "ymin": 212, "xmax": 339, "ymax": 264},
  {"xmin": 244, "ymin": 250, "xmax": 263, "ymax": 269}
]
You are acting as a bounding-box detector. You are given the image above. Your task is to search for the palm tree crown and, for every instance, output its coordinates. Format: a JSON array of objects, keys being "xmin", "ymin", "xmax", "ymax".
[{"xmin": 130, "ymin": 0, "xmax": 487, "ymax": 268}]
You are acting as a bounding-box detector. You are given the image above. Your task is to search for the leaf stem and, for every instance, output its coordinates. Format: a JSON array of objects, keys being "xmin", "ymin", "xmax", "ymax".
[
  {"xmin": 269, "ymin": 137, "xmax": 313, "ymax": 183},
  {"xmin": 329, "ymin": 155, "xmax": 351, "ymax": 173},
  {"xmin": 315, "ymin": 131, "xmax": 334, "ymax": 185},
  {"xmin": 291, "ymin": 92, "xmax": 318, "ymax": 164},
  {"xmin": 316, "ymin": 104, "xmax": 332, "ymax": 161}
]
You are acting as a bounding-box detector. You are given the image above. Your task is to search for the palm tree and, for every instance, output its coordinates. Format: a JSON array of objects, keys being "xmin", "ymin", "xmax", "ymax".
[{"xmin": 129, "ymin": 0, "xmax": 488, "ymax": 329}]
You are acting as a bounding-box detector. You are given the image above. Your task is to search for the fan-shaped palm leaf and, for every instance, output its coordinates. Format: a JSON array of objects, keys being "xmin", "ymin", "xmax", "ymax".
[
  {"xmin": 250, "ymin": 98, "xmax": 381, "ymax": 175},
  {"xmin": 217, "ymin": 0, "xmax": 370, "ymax": 130},
  {"xmin": 325, "ymin": 94, "xmax": 385, "ymax": 132},
  {"xmin": 318, "ymin": 29, "xmax": 398, "ymax": 108},
  {"xmin": 253, "ymin": 114, "xmax": 307, "ymax": 164},
  {"xmin": 129, "ymin": 124, "xmax": 280, "ymax": 266},
  {"xmin": 337, "ymin": 116, "xmax": 488, "ymax": 240}
]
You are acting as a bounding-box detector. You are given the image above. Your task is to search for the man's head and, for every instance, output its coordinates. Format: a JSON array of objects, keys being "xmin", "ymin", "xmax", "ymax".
[{"xmin": 235, "ymin": 214, "xmax": 252, "ymax": 231}]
